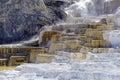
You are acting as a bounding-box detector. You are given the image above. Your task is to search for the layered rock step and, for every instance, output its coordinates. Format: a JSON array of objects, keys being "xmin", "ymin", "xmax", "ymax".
[
  {"xmin": 37, "ymin": 22, "xmax": 117, "ymax": 61},
  {"xmin": 41, "ymin": 23, "xmax": 114, "ymax": 51}
]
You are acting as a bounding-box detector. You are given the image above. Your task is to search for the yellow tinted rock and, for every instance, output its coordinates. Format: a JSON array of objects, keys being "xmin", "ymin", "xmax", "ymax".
[{"xmin": 36, "ymin": 54, "xmax": 56, "ymax": 63}]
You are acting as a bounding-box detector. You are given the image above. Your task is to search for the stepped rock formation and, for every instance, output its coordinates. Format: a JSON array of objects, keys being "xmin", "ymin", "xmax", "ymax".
[
  {"xmin": 0, "ymin": 0, "xmax": 67, "ymax": 44},
  {"xmin": 0, "ymin": 0, "xmax": 120, "ymax": 45},
  {"xmin": 1, "ymin": 0, "xmax": 120, "ymax": 80}
]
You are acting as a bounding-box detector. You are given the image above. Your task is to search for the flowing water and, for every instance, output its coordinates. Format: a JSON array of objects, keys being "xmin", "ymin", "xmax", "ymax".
[
  {"xmin": 65, "ymin": 0, "xmax": 97, "ymax": 17},
  {"xmin": 105, "ymin": 30, "xmax": 120, "ymax": 48},
  {"xmin": 0, "ymin": 0, "xmax": 120, "ymax": 80},
  {"xmin": 1, "ymin": 0, "xmax": 119, "ymax": 47}
]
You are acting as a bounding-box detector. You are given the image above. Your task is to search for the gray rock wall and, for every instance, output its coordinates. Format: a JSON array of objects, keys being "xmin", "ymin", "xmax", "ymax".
[{"xmin": 0, "ymin": 0, "xmax": 67, "ymax": 44}]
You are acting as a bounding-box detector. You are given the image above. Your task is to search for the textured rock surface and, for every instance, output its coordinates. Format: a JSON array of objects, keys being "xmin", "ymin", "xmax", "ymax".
[
  {"xmin": 0, "ymin": 0, "xmax": 67, "ymax": 44},
  {"xmin": 0, "ymin": 0, "xmax": 120, "ymax": 44}
]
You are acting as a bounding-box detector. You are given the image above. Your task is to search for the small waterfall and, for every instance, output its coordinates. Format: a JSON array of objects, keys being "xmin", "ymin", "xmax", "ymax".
[
  {"xmin": 114, "ymin": 7, "xmax": 120, "ymax": 26},
  {"xmin": 116, "ymin": 7, "xmax": 120, "ymax": 14},
  {"xmin": 1, "ymin": 0, "xmax": 119, "ymax": 47},
  {"xmin": 65, "ymin": 0, "xmax": 118, "ymax": 18},
  {"xmin": 65, "ymin": 0, "xmax": 97, "ymax": 17},
  {"xmin": 105, "ymin": 31, "xmax": 120, "ymax": 48},
  {"xmin": 105, "ymin": 0, "xmax": 113, "ymax": 2}
]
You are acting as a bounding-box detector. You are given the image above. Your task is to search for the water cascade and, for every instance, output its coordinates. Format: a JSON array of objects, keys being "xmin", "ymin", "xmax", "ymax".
[
  {"xmin": 105, "ymin": 30, "xmax": 120, "ymax": 48},
  {"xmin": 0, "ymin": 0, "xmax": 120, "ymax": 80},
  {"xmin": 65, "ymin": 0, "xmax": 97, "ymax": 17}
]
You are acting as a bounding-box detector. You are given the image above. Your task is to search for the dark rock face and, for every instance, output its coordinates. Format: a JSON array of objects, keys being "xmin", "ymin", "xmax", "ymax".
[{"xmin": 0, "ymin": 0, "xmax": 67, "ymax": 44}]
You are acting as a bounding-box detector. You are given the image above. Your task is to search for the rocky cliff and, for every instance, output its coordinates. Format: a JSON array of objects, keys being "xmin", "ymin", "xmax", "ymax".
[{"xmin": 0, "ymin": 0, "xmax": 67, "ymax": 44}]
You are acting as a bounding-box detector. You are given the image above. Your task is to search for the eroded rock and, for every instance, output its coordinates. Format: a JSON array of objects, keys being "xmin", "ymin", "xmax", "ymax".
[{"xmin": 0, "ymin": 0, "xmax": 67, "ymax": 44}]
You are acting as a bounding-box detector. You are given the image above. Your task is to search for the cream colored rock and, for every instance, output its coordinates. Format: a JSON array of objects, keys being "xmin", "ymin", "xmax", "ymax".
[
  {"xmin": 30, "ymin": 48, "xmax": 46, "ymax": 62},
  {"xmin": 49, "ymin": 43, "xmax": 64, "ymax": 53},
  {"xmin": 66, "ymin": 40, "xmax": 80, "ymax": 49},
  {"xmin": 71, "ymin": 52, "xmax": 86, "ymax": 60},
  {"xmin": 9, "ymin": 56, "xmax": 26, "ymax": 66},
  {"xmin": 36, "ymin": 54, "xmax": 56, "ymax": 63},
  {"xmin": 91, "ymin": 40, "xmax": 100, "ymax": 48},
  {"xmin": 51, "ymin": 34, "xmax": 61, "ymax": 42}
]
